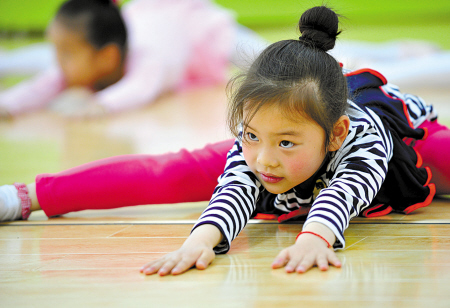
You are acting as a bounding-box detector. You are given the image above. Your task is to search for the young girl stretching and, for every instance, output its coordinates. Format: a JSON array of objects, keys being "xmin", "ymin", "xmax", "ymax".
[
  {"xmin": 1, "ymin": 6, "xmax": 448, "ymax": 274},
  {"xmin": 140, "ymin": 6, "xmax": 441, "ymax": 276}
]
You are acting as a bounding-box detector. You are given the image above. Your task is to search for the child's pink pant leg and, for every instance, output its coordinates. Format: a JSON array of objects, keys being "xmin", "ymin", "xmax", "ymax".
[
  {"xmin": 36, "ymin": 139, "xmax": 234, "ymax": 217},
  {"xmin": 413, "ymin": 120, "xmax": 450, "ymax": 195}
]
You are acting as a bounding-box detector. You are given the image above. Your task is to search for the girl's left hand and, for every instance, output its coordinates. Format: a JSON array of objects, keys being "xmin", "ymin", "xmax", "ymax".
[
  {"xmin": 68, "ymin": 102, "xmax": 107, "ymax": 119},
  {"xmin": 271, "ymin": 233, "xmax": 341, "ymax": 273},
  {"xmin": 50, "ymin": 87, "xmax": 107, "ymax": 119}
]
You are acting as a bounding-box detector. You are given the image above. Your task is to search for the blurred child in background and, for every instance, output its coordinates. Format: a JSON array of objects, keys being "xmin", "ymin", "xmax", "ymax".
[{"xmin": 0, "ymin": 0, "xmax": 264, "ymax": 119}]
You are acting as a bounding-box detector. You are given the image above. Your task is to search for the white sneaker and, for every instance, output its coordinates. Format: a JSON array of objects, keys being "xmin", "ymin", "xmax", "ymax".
[{"xmin": 0, "ymin": 185, "xmax": 23, "ymax": 221}]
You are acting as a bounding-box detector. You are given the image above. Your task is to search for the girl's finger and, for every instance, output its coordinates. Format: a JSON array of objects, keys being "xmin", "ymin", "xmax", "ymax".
[
  {"xmin": 296, "ymin": 256, "xmax": 315, "ymax": 273},
  {"xmin": 158, "ymin": 259, "xmax": 179, "ymax": 276},
  {"xmin": 141, "ymin": 259, "xmax": 165, "ymax": 275},
  {"xmin": 271, "ymin": 250, "xmax": 289, "ymax": 269},
  {"xmin": 195, "ymin": 249, "xmax": 215, "ymax": 270},
  {"xmin": 285, "ymin": 256, "xmax": 303, "ymax": 273},
  {"xmin": 171, "ymin": 257, "xmax": 198, "ymax": 275},
  {"xmin": 316, "ymin": 255, "xmax": 330, "ymax": 271},
  {"xmin": 327, "ymin": 251, "xmax": 342, "ymax": 268}
]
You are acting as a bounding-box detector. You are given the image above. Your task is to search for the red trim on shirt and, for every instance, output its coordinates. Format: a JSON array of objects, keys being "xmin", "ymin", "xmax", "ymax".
[
  {"xmin": 403, "ymin": 183, "xmax": 436, "ymax": 214},
  {"xmin": 362, "ymin": 204, "xmax": 393, "ymax": 218},
  {"xmin": 344, "ymin": 68, "xmax": 388, "ymax": 84},
  {"xmin": 414, "ymin": 148, "xmax": 423, "ymax": 168},
  {"xmin": 421, "ymin": 127, "xmax": 429, "ymax": 140},
  {"xmin": 253, "ymin": 213, "xmax": 277, "ymax": 220},
  {"xmin": 379, "ymin": 86, "xmax": 415, "ymax": 129}
]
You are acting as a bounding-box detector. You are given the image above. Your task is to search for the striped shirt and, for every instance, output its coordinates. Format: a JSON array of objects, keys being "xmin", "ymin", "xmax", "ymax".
[{"xmin": 193, "ymin": 81, "xmax": 436, "ymax": 253}]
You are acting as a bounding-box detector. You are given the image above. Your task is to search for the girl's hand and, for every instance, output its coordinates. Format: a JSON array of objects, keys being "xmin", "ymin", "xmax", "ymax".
[
  {"xmin": 141, "ymin": 242, "xmax": 215, "ymax": 276},
  {"xmin": 68, "ymin": 102, "xmax": 107, "ymax": 119},
  {"xmin": 272, "ymin": 224, "xmax": 341, "ymax": 273},
  {"xmin": 140, "ymin": 224, "xmax": 222, "ymax": 276},
  {"xmin": 50, "ymin": 87, "xmax": 106, "ymax": 118}
]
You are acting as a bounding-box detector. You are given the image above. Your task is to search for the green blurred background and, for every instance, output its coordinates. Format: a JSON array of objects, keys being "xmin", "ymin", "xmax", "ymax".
[{"xmin": 0, "ymin": 0, "xmax": 449, "ymax": 48}]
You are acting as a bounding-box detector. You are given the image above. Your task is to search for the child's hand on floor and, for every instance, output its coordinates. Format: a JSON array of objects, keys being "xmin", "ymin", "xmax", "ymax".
[
  {"xmin": 140, "ymin": 224, "xmax": 222, "ymax": 276},
  {"xmin": 67, "ymin": 101, "xmax": 107, "ymax": 119},
  {"xmin": 272, "ymin": 223, "xmax": 341, "ymax": 273},
  {"xmin": 49, "ymin": 87, "xmax": 107, "ymax": 119},
  {"xmin": 140, "ymin": 241, "xmax": 216, "ymax": 276}
]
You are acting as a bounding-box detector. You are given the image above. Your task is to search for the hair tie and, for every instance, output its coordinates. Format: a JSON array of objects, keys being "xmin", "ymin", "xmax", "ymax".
[{"xmin": 298, "ymin": 36, "xmax": 313, "ymax": 45}]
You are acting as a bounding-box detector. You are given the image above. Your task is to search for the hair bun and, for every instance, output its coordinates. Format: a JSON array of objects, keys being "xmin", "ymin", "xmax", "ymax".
[
  {"xmin": 298, "ymin": 6, "xmax": 340, "ymax": 51},
  {"xmin": 95, "ymin": 0, "xmax": 116, "ymax": 6}
]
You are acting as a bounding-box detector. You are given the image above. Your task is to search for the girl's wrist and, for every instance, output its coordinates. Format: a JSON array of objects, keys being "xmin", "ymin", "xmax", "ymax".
[
  {"xmin": 188, "ymin": 224, "xmax": 223, "ymax": 249},
  {"xmin": 298, "ymin": 222, "xmax": 336, "ymax": 247},
  {"xmin": 296, "ymin": 231, "xmax": 331, "ymax": 248}
]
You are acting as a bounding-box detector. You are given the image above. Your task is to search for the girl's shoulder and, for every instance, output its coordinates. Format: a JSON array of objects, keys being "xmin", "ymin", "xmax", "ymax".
[{"xmin": 327, "ymin": 99, "xmax": 392, "ymax": 173}]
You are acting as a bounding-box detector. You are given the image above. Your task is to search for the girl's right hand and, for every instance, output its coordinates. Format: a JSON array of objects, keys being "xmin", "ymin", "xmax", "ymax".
[
  {"xmin": 140, "ymin": 224, "xmax": 222, "ymax": 276},
  {"xmin": 140, "ymin": 242, "xmax": 215, "ymax": 276}
]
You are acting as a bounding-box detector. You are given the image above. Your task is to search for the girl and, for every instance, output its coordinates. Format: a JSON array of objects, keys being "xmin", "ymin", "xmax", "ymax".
[
  {"xmin": 139, "ymin": 6, "xmax": 447, "ymax": 276},
  {"xmin": 1, "ymin": 6, "xmax": 449, "ymax": 274},
  {"xmin": 0, "ymin": 0, "xmax": 243, "ymax": 118}
]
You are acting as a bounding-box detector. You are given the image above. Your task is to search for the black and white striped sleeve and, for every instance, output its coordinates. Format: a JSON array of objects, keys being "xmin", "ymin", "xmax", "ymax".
[
  {"xmin": 192, "ymin": 138, "xmax": 262, "ymax": 254},
  {"xmin": 304, "ymin": 103, "xmax": 392, "ymax": 249}
]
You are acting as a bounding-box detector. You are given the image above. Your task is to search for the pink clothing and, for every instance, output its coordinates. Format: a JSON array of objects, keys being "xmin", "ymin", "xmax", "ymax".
[
  {"xmin": 35, "ymin": 119, "xmax": 450, "ymax": 218},
  {"xmin": 0, "ymin": 69, "xmax": 65, "ymax": 115},
  {"xmin": 412, "ymin": 120, "xmax": 450, "ymax": 193},
  {"xmin": 0, "ymin": 0, "xmax": 236, "ymax": 114},
  {"xmin": 36, "ymin": 139, "xmax": 233, "ymax": 217}
]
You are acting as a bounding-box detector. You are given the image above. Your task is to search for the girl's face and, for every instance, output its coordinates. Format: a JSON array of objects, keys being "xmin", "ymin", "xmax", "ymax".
[
  {"xmin": 47, "ymin": 20, "xmax": 104, "ymax": 88},
  {"xmin": 242, "ymin": 104, "xmax": 327, "ymax": 195}
]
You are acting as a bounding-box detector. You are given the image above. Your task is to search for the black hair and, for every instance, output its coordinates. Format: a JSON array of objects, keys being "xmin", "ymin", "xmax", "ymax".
[
  {"xmin": 227, "ymin": 6, "xmax": 348, "ymax": 150},
  {"xmin": 55, "ymin": 0, "xmax": 127, "ymax": 60}
]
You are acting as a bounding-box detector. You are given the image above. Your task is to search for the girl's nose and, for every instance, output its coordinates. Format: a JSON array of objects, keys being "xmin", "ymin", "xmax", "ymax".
[{"xmin": 256, "ymin": 148, "xmax": 279, "ymax": 168}]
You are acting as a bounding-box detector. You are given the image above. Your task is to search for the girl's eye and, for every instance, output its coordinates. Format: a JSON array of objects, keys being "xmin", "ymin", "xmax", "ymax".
[
  {"xmin": 280, "ymin": 140, "xmax": 294, "ymax": 148},
  {"xmin": 247, "ymin": 132, "xmax": 259, "ymax": 141}
]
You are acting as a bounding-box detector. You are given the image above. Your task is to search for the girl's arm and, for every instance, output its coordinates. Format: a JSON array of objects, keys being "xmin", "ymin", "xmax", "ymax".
[
  {"xmin": 274, "ymin": 105, "xmax": 391, "ymax": 273},
  {"xmin": 141, "ymin": 139, "xmax": 262, "ymax": 275},
  {"xmin": 305, "ymin": 106, "xmax": 391, "ymax": 249},
  {"xmin": 0, "ymin": 68, "xmax": 65, "ymax": 116},
  {"xmin": 191, "ymin": 139, "xmax": 261, "ymax": 254}
]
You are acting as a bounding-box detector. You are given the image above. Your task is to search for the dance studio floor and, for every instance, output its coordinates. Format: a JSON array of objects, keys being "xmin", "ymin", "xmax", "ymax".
[{"xmin": 1, "ymin": 83, "xmax": 450, "ymax": 307}]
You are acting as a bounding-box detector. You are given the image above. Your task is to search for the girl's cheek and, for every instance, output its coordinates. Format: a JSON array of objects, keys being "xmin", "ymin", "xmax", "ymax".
[
  {"xmin": 285, "ymin": 153, "xmax": 310, "ymax": 174},
  {"xmin": 288, "ymin": 161, "xmax": 306, "ymax": 174},
  {"xmin": 242, "ymin": 146, "xmax": 256, "ymax": 169}
]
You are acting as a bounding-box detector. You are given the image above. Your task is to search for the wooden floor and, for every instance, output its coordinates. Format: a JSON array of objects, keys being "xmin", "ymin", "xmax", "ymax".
[{"xmin": 1, "ymin": 84, "xmax": 450, "ymax": 307}]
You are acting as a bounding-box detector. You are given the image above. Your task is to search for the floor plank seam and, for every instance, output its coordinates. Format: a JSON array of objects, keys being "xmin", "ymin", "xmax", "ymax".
[
  {"xmin": 107, "ymin": 225, "xmax": 134, "ymax": 238},
  {"xmin": 343, "ymin": 237, "xmax": 367, "ymax": 250},
  {"xmin": 3, "ymin": 220, "xmax": 450, "ymax": 226}
]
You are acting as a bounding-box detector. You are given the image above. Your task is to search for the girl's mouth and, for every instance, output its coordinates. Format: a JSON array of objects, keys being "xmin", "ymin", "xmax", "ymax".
[{"xmin": 259, "ymin": 172, "xmax": 283, "ymax": 184}]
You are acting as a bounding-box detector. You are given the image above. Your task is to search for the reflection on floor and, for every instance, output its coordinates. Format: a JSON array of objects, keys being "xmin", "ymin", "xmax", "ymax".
[{"xmin": 1, "ymin": 84, "xmax": 450, "ymax": 307}]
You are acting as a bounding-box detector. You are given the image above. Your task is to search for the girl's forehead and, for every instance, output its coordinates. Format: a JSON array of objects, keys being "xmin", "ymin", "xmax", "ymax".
[
  {"xmin": 47, "ymin": 20, "xmax": 91, "ymax": 51},
  {"xmin": 245, "ymin": 103, "xmax": 312, "ymax": 125},
  {"xmin": 244, "ymin": 104, "xmax": 319, "ymax": 133}
]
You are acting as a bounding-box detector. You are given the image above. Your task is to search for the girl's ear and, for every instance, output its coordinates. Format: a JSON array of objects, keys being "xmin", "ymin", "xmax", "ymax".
[
  {"xmin": 328, "ymin": 115, "xmax": 350, "ymax": 152},
  {"xmin": 96, "ymin": 44, "xmax": 122, "ymax": 74}
]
